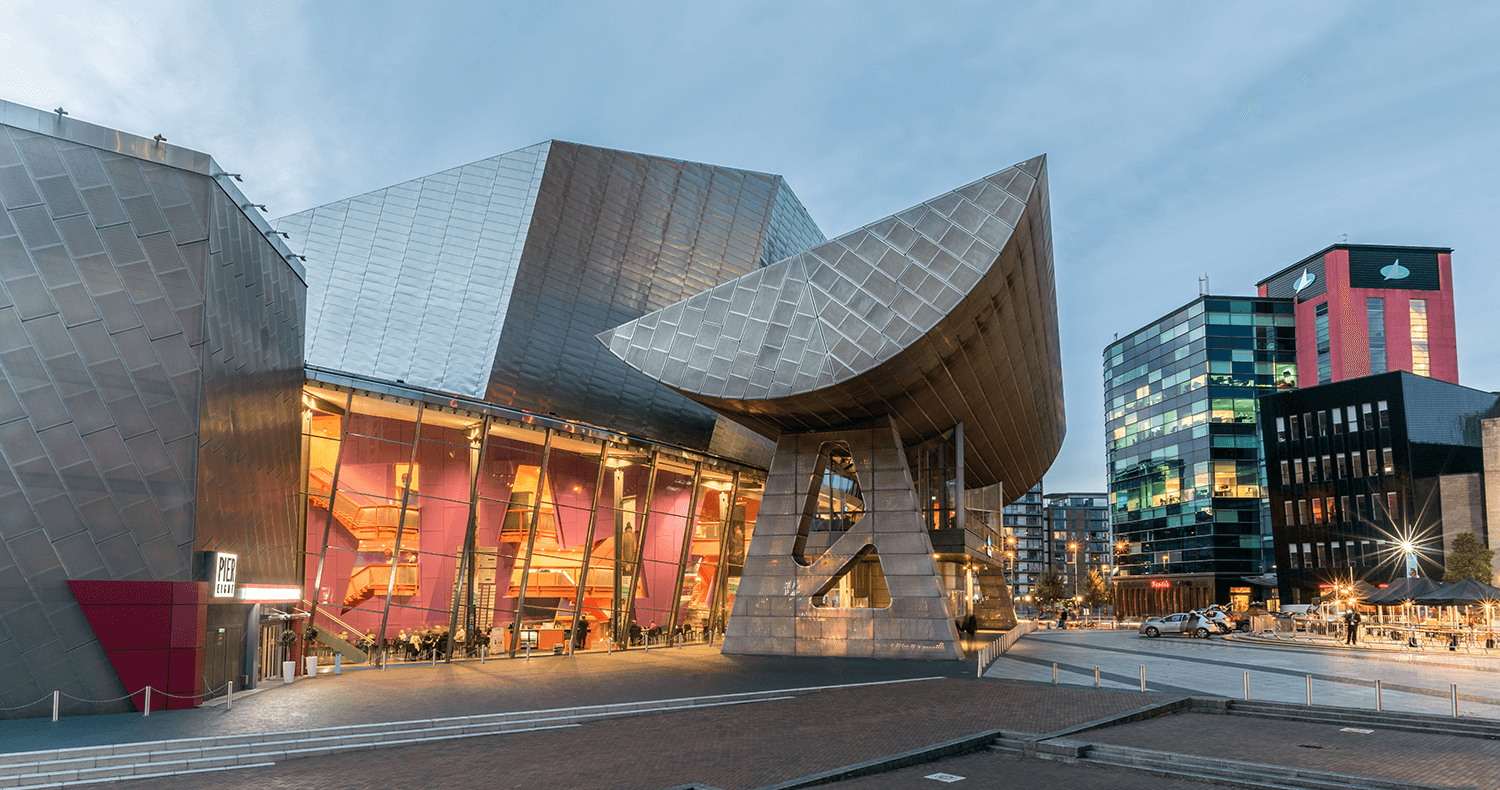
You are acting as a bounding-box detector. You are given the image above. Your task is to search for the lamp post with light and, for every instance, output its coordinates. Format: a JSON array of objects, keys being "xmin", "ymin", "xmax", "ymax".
[{"xmin": 1068, "ymin": 541, "xmax": 1080, "ymax": 602}]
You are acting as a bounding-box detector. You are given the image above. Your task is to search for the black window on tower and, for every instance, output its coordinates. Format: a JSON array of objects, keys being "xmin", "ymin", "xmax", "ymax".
[
  {"xmin": 1367, "ymin": 298, "xmax": 1387, "ymax": 374},
  {"xmin": 1315, "ymin": 302, "xmax": 1331, "ymax": 383}
]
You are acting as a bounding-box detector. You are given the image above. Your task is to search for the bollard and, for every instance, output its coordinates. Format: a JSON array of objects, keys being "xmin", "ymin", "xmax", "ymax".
[
  {"xmin": 143, "ymin": 686, "xmax": 152, "ymax": 716},
  {"xmin": 525, "ymin": 643, "xmax": 531, "ymax": 662},
  {"xmin": 1452, "ymin": 684, "xmax": 1459, "ymax": 718},
  {"xmin": 227, "ymin": 682, "xmax": 233, "ymax": 711},
  {"xmin": 1244, "ymin": 670, "xmax": 1249, "ymax": 701},
  {"xmin": 1139, "ymin": 665, "xmax": 1145, "ymax": 693},
  {"xmin": 431, "ymin": 650, "xmax": 437, "ymax": 667},
  {"xmin": 1306, "ymin": 675, "xmax": 1312, "ymax": 706},
  {"xmin": 1376, "ymin": 679, "xmax": 1382, "ymax": 712},
  {"xmin": 1052, "ymin": 663, "xmax": 1058, "ymax": 685},
  {"xmin": 1094, "ymin": 666, "xmax": 1100, "ymax": 689},
  {"xmin": 481, "ymin": 645, "xmax": 487, "ymax": 664},
  {"xmin": 334, "ymin": 653, "xmax": 342, "ymax": 675},
  {"xmin": 52, "ymin": 690, "xmax": 59, "ymax": 722}
]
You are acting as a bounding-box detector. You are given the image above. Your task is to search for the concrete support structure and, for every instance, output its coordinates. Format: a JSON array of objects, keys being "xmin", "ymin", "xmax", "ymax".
[{"xmin": 722, "ymin": 417, "xmax": 963, "ymax": 660}]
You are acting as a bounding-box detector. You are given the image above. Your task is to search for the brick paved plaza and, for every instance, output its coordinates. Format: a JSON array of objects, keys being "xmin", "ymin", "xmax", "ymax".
[{"xmin": 5, "ymin": 634, "xmax": 1499, "ymax": 789}]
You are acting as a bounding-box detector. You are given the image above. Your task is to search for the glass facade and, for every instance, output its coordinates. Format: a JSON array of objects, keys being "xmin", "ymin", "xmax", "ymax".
[
  {"xmin": 301, "ymin": 381, "xmax": 762, "ymax": 656},
  {"xmin": 1367, "ymin": 297, "xmax": 1387, "ymax": 374},
  {"xmin": 1410, "ymin": 299, "xmax": 1430, "ymax": 377},
  {"xmin": 1103, "ymin": 296, "xmax": 1295, "ymax": 612}
]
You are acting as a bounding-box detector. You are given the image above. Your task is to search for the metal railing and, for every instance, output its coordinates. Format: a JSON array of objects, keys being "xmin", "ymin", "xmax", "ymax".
[
  {"xmin": 976, "ymin": 619, "xmax": 1036, "ymax": 677},
  {"xmin": 0, "ymin": 682, "xmax": 236, "ymax": 721}
]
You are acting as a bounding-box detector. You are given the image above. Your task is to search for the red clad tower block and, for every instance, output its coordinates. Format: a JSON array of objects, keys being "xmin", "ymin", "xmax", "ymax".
[{"xmin": 67, "ymin": 580, "xmax": 209, "ymax": 711}]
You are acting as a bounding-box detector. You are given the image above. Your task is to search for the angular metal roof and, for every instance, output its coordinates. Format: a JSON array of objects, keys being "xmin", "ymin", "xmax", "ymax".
[{"xmin": 599, "ymin": 156, "xmax": 1065, "ymax": 491}]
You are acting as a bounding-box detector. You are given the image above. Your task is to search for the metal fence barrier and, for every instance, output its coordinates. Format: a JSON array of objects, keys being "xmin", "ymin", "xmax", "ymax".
[{"xmin": 976, "ymin": 619, "xmax": 1037, "ymax": 677}]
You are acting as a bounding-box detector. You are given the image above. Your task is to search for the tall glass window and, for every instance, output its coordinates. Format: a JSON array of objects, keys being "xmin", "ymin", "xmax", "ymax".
[
  {"xmin": 1314, "ymin": 302, "xmax": 1331, "ymax": 384},
  {"xmin": 1367, "ymin": 298, "xmax": 1387, "ymax": 374},
  {"xmin": 298, "ymin": 384, "xmax": 763, "ymax": 662},
  {"xmin": 1409, "ymin": 300, "xmax": 1430, "ymax": 377}
]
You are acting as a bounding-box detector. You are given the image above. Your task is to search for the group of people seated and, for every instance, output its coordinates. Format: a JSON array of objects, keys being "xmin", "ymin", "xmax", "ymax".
[{"xmin": 623, "ymin": 620, "xmax": 710, "ymax": 646}]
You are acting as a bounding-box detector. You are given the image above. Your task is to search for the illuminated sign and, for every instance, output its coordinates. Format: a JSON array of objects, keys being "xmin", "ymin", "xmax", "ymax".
[
  {"xmin": 212, "ymin": 552, "xmax": 238, "ymax": 598},
  {"xmin": 1150, "ymin": 580, "xmax": 1171, "ymax": 589},
  {"xmin": 238, "ymin": 585, "xmax": 302, "ymax": 602}
]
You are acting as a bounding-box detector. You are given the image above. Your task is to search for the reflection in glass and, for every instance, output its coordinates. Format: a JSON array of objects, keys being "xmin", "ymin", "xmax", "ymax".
[{"xmin": 298, "ymin": 383, "xmax": 766, "ymax": 659}]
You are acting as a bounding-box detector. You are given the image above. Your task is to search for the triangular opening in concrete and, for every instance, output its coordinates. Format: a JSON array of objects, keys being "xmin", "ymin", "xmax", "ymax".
[
  {"xmin": 810, "ymin": 545, "xmax": 891, "ymax": 609},
  {"xmin": 793, "ymin": 441, "xmax": 865, "ymax": 565}
]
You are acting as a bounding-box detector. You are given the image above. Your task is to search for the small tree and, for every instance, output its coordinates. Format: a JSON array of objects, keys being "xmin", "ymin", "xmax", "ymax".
[
  {"xmin": 1033, "ymin": 572, "xmax": 1067, "ymax": 610},
  {"xmin": 1443, "ymin": 533, "xmax": 1495, "ymax": 584},
  {"xmin": 1082, "ymin": 569, "xmax": 1115, "ymax": 610}
]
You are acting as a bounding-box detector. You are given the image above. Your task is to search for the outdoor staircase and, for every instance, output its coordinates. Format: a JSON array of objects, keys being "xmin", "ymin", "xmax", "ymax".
[
  {"xmin": 988, "ymin": 733, "xmax": 1454, "ymax": 790},
  {"xmin": 0, "ymin": 689, "xmax": 806, "ymax": 789},
  {"xmin": 1225, "ymin": 699, "xmax": 1500, "ymax": 739},
  {"xmin": 306, "ymin": 467, "xmax": 420, "ymax": 610},
  {"xmin": 303, "ymin": 601, "xmax": 369, "ymax": 664},
  {"xmin": 1078, "ymin": 742, "xmax": 1452, "ymax": 790}
]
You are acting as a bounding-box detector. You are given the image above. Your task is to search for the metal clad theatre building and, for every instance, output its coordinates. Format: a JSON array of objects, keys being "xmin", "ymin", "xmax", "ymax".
[
  {"xmin": 0, "ymin": 96, "xmax": 1060, "ymax": 713},
  {"xmin": 0, "ymin": 100, "xmax": 306, "ymax": 715}
]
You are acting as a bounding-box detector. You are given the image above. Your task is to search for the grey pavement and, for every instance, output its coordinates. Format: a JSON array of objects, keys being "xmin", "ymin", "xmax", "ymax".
[
  {"xmin": 0, "ymin": 642, "xmax": 994, "ymax": 755},
  {"xmin": 988, "ymin": 628, "xmax": 1500, "ymax": 719}
]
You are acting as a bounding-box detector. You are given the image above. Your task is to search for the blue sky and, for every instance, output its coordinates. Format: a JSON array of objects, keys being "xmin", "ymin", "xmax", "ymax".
[{"xmin": 3, "ymin": 1, "xmax": 1496, "ymax": 494}]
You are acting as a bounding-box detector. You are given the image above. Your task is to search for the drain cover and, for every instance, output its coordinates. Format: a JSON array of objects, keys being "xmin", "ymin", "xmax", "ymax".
[
  {"xmin": 925, "ymin": 773, "xmax": 966, "ymax": 783},
  {"xmin": 1339, "ymin": 727, "xmax": 1373, "ymax": 734},
  {"xmin": 1296, "ymin": 744, "xmax": 1325, "ymax": 749}
]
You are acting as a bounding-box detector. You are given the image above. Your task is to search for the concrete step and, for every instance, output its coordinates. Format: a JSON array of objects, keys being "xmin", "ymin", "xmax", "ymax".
[
  {"xmin": 0, "ymin": 687, "xmax": 812, "ymax": 789},
  {"xmin": 1227, "ymin": 700, "xmax": 1500, "ymax": 739},
  {"xmin": 1084, "ymin": 742, "xmax": 1450, "ymax": 790}
]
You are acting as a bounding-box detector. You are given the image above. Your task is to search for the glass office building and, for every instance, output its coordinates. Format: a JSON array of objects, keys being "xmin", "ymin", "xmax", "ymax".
[{"xmin": 1104, "ymin": 296, "xmax": 1295, "ymax": 615}]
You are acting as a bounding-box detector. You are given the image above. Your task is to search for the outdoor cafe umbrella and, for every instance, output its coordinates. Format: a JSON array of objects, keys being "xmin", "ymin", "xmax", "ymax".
[
  {"xmin": 1366, "ymin": 576, "xmax": 1439, "ymax": 604},
  {"xmin": 1414, "ymin": 578, "xmax": 1500, "ymax": 607}
]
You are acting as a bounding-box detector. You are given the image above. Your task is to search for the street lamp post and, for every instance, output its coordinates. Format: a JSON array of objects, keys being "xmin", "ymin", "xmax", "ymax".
[{"xmin": 1068, "ymin": 541, "xmax": 1079, "ymax": 603}]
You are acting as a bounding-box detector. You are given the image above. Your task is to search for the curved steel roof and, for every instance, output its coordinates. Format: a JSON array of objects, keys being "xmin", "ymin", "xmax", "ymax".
[{"xmin": 598, "ymin": 155, "xmax": 1064, "ymax": 491}]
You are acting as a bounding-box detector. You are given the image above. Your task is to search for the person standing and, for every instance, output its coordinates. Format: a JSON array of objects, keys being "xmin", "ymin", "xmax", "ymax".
[{"xmin": 1344, "ymin": 609, "xmax": 1362, "ymax": 645}]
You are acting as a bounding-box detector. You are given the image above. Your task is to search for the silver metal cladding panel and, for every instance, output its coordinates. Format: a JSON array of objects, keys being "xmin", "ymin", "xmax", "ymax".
[
  {"xmin": 278, "ymin": 142, "xmax": 551, "ymax": 399},
  {"xmin": 486, "ymin": 142, "xmax": 825, "ymax": 450},
  {"xmin": 194, "ymin": 187, "xmax": 306, "ymax": 588},
  {"xmin": 0, "ymin": 122, "xmax": 305, "ymax": 717},
  {"xmin": 599, "ymin": 156, "xmax": 1064, "ymax": 493}
]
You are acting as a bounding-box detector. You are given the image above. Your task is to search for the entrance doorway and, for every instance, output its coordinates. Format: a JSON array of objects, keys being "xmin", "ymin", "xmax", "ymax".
[
  {"xmin": 259, "ymin": 622, "xmax": 290, "ymax": 680},
  {"xmin": 204, "ymin": 624, "xmax": 244, "ymax": 696}
]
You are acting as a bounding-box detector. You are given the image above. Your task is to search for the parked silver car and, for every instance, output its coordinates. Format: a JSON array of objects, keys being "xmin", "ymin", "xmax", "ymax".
[{"xmin": 1138, "ymin": 612, "xmax": 1214, "ymax": 638}]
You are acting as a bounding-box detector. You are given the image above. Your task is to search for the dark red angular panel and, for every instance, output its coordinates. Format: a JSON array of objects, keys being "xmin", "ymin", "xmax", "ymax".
[
  {"xmin": 105, "ymin": 649, "xmax": 170, "ymax": 712},
  {"xmin": 68, "ymin": 579, "xmax": 174, "ymax": 606},
  {"xmin": 70, "ymin": 579, "xmax": 208, "ymax": 711},
  {"xmin": 169, "ymin": 604, "xmax": 205, "ymax": 648},
  {"xmin": 78, "ymin": 603, "xmax": 171, "ymax": 650},
  {"xmin": 172, "ymin": 581, "xmax": 208, "ymax": 606},
  {"xmin": 166, "ymin": 648, "xmax": 203, "ymax": 709}
]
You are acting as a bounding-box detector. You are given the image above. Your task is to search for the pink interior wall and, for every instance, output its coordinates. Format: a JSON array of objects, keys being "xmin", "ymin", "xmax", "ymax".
[{"xmin": 304, "ymin": 416, "xmax": 701, "ymax": 638}]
